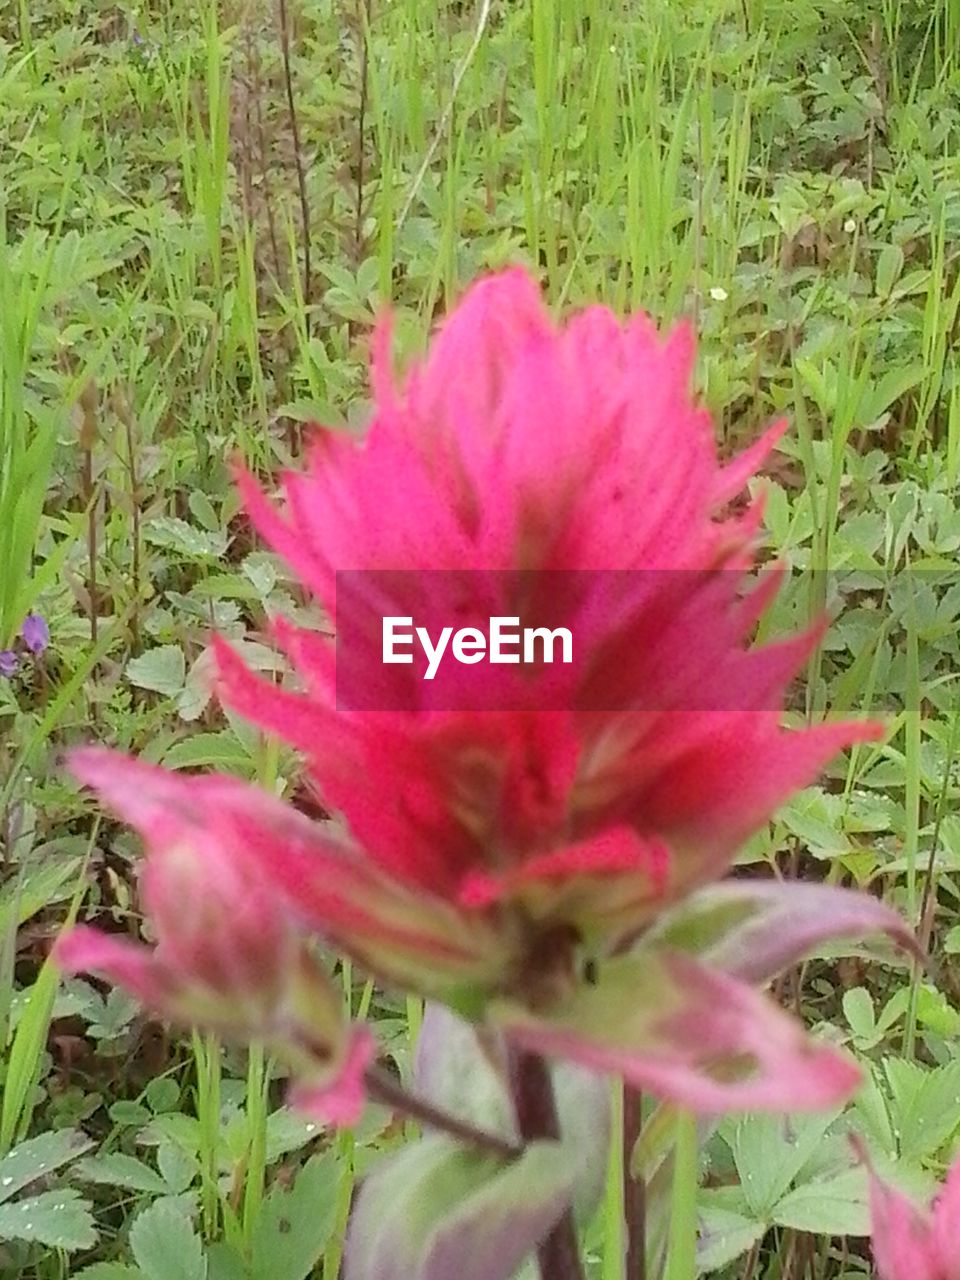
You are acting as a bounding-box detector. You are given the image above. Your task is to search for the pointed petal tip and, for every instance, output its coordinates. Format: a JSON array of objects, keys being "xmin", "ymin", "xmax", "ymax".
[
  {"xmin": 289, "ymin": 1025, "xmax": 375, "ymax": 1128},
  {"xmin": 53, "ymin": 925, "xmax": 153, "ymax": 989},
  {"xmin": 65, "ymin": 746, "xmax": 162, "ymax": 802},
  {"xmin": 714, "ymin": 418, "xmax": 791, "ymax": 506}
]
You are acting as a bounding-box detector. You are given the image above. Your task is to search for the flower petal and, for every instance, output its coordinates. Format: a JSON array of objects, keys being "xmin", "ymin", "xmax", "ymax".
[
  {"xmin": 930, "ymin": 1157, "xmax": 960, "ymax": 1270},
  {"xmin": 54, "ymin": 926, "xmax": 175, "ymax": 1009},
  {"xmin": 854, "ymin": 1139, "xmax": 941, "ymax": 1280},
  {"xmin": 21, "ymin": 613, "xmax": 50, "ymax": 655},
  {"xmin": 68, "ymin": 746, "xmax": 511, "ymax": 1002},
  {"xmin": 712, "ymin": 419, "xmax": 788, "ymax": 507},
  {"xmin": 625, "ymin": 717, "xmax": 884, "ymax": 896},
  {"xmin": 458, "ymin": 826, "xmax": 670, "ymax": 941},
  {"xmin": 288, "ymin": 1025, "xmax": 375, "ymax": 1127}
]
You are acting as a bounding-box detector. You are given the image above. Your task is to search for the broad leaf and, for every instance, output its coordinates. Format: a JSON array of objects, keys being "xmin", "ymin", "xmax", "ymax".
[
  {"xmin": 345, "ymin": 1135, "xmax": 578, "ymax": 1280},
  {"xmin": 207, "ymin": 1243, "xmax": 248, "ymax": 1280},
  {"xmin": 772, "ymin": 1167, "xmax": 868, "ymax": 1235},
  {"xmin": 415, "ymin": 1002, "xmax": 610, "ymax": 1216},
  {"xmin": 250, "ymin": 1153, "xmax": 338, "ymax": 1280},
  {"xmin": 129, "ymin": 1202, "xmax": 206, "ymax": 1280},
  {"xmin": 730, "ymin": 1108, "xmax": 845, "ymax": 1216},
  {"xmin": 75, "ymin": 1152, "xmax": 169, "ymax": 1196},
  {"xmin": 0, "ymin": 1128, "xmax": 93, "ymax": 1203},
  {"xmin": 126, "ymin": 646, "xmax": 186, "ymax": 697},
  {"xmin": 0, "ymin": 1187, "xmax": 97, "ymax": 1249},
  {"xmin": 493, "ymin": 949, "xmax": 860, "ymax": 1112},
  {"xmin": 156, "ymin": 1142, "xmax": 198, "ymax": 1195},
  {"xmin": 696, "ymin": 1200, "xmax": 765, "ymax": 1273},
  {"xmin": 883, "ymin": 1058, "xmax": 960, "ymax": 1163}
]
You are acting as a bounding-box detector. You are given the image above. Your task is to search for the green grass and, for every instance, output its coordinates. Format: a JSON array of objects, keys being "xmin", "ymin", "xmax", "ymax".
[{"xmin": 0, "ymin": 0, "xmax": 959, "ymax": 1276}]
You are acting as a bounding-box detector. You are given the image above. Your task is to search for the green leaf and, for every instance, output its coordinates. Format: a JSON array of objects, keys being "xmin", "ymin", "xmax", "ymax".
[
  {"xmin": 875, "ymin": 243, "xmax": 904, "ymax": 297},
  {"xmin": 250, "ymin": 1153, "xmax": 338, "ymax": 1280},
  {"xmin": 0, "ymin": 1129, "xmax": 93, "ymax": 1203},
  {"xmin": 187, "ymin": 491, "xmax": 221, "ymax": 533},
  {"xmin": 772, "ymin": 1168, "xmax": 868, "ymax": 1236},
  {"xmin": 842, "ymin": 987, "xmax": 876, "ymax": 1039},
  {"xmin": 0, "ymin": 856, "xmax": 83, "ymax": 935},
  {"xmin": 206, "ymin": 1243, "xmax": 248, "ymax": 1280},
  {"xmin": 0, "ymin": 1188, "xmax": 97, "ymax": 1249},
  {"xmin": 126, "ymin": 646, "xmax": 186, "ymax": 697},
  {"xmin": 161, "ymin": 732, "xmax": 251, "ymax": 772},
  {"xmin": 859, "ymin": 364, "xmax": 925, "ymax": 427},
  {"xmin": 696, "ymin": 1199, "xmax": 765, "ymax": 1273},
  {"xmin": 157, "ymin": 1141, "xmax": 198, "ymax": 1195},
  {"xmin": 263, "ymin": 1109, "xmax": 323, "ymax": 1164},
  {"xmin": 731, "ymin": 1108, "xmax": 844, "ymax": 1217},
  {"xmin": 143, "ymin": 517, "xmax": 228, "ymax": 559},
  {"xmin": 346, "ymin": 1135, "xmax": 578, "ymax": 1280},
  {"xmin": 415, "ymin": 1003, "xmax": 609, "ymax": 1218},
  {"xmin": 884, "ymin": 1059, "xmax": 960, "ymax": 1163},
  {"xmin": 129, "ymin": 1202, "xmax": 207, "ymax": 1280},
  {"xmin": 914, "ymin": 985, "xmax": 960, "ymax": 1037},
  {"xmin": 146, "ymin": 1077, "xmax": 182, "ymax": 1115},
  {"xmin": 74, "ymin": 1152, "xmax": 169, "ymax": 1195}
]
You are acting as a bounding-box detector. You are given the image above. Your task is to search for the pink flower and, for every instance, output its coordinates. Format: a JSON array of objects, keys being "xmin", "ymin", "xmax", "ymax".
[
  {"xmin": 55, "ymin": 749, "xmax": 373, "ymax": 1125},
  {"xmin": 65, "ymin": 271, "xmax": 915, "ymax": 1120},
  {"xmin": 216, "ymin": 268, "xmax": 880, "ymax": 948},
  {"xmin": 860, "ymin": 1143, "xmax": 960, "ymax": 1280}
]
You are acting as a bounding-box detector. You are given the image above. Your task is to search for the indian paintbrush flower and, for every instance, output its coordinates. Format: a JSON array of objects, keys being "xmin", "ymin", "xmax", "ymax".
[
  {"xmin": 61, "ymin": 269, "xmax": 917, "ymax": 1123},
  {"xmin": 54, "ymin": 749, "xmax": 373, "ymax": 1124}
]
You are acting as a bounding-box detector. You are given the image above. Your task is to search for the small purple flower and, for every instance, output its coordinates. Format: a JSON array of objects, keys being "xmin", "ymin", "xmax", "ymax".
[
  {"xmin": 0, "ymin": 650, "xmax": 19, "ymax": 677},
  {"xmin": 21, "ymin": 614, "xmax": 49, "ymax": 656}
]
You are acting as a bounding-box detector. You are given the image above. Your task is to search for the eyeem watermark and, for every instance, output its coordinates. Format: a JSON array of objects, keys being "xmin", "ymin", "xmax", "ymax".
[
  {"xmin": 382, "ymin": 615, "xmax": 573, "ymax": 681},
  {"xmin": 334, "ymin": 567, "xmax": 954, "ymax": 712}
]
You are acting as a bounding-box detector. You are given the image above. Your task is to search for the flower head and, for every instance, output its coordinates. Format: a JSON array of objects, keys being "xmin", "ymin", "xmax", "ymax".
[
  {"xmin": 0, "ymin": 650, "xmax": 18, "ymax": 677},
  {"xmin": 217, "ymin": 268, "xmax": 881, "ymax": 956},
  {"xmin": 21, "ymin": 613, "xmax": 49, "ymax": 655},
  {"xmin": 64, "ymin": 271, "xmax": 914, "ymax": 1122},
  {"xmin": 55, "ymin": 749, "xmax": 373, "ymax": 1124}
]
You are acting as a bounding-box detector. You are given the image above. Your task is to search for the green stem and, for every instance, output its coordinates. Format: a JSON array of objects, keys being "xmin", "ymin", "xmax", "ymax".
[{"xmin": 664, "ymin": 1110, "xmax": 698, "ymax": 1280}]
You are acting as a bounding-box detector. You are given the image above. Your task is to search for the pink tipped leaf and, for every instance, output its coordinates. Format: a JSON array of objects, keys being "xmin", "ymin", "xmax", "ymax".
[
  {"xmin": 652, "ymin": 880, "xmax": 921, "ymax": 985},
  {"xmin": 493, "ymin": 949, "xmax": 862, "ymax": 1114},
  {"xmin": 345, "ymin": 1135, "xmax": 579, "ymax": 1280}
]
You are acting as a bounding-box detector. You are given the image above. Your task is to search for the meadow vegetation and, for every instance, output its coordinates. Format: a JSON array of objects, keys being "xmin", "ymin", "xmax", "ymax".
[{"xmin": 2, "ymin": 0, "xmax": 960, "ymax": 1276}]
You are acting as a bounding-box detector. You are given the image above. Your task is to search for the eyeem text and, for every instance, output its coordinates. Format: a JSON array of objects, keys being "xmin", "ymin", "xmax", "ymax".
[{"xmin": 382, "ymin": 616, "xmax": 574, "ymax": 680}]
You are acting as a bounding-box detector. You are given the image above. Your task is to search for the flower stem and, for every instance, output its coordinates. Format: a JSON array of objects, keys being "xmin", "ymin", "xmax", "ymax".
[
  {"xmin": 623, "ymin": 1085, "xmax": 646, "ymax": 1279},
  {"xmin": 364, "ymin": 1065, "xmax": 522, "ymax": 1161},
  {"xmin": 509, "ymin": 1049, "xmax": 585, "ymax": 1280},
  {"xmin": 664, "ymin": 1110, "xmax": 699, "ymax": 1280}
]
